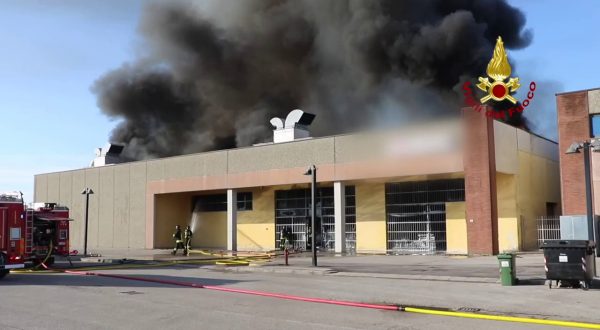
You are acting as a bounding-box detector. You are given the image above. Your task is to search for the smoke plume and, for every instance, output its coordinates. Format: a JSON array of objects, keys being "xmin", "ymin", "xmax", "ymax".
[{"xmin": 93, "ymin": 0, "xmax": 532, "ymax": 160}]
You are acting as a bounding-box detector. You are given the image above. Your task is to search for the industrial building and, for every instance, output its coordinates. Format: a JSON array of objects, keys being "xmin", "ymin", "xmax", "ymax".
[
  {"xmin": 557, "ymin": 88, "xmax": 600, "ymax": 229},
  {"xmin": 34, "ymin": 108, "xmax": 560, "ymax": 255}
]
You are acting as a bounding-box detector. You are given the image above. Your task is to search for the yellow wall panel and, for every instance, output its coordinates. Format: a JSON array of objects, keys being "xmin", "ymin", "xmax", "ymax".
[
  {"xmin": 496, "ymin": 173, "xmax": 520, "ymax": 252},
  {"xmin": 498, "ymin": 217, "xmax": 519, "ymax": 252},
  {"xmin": 192, "ymin": 212, "xmax": 227, "ymax": 248},
  {"xmin": 237, "ymin": 187, "xmax": 276, "ymax": 251},
  {"xmin": 516, "ymin": 151, "xmax": 560, "ymax": 250},
  {"xmin": 356, "ymin": 221, "xmax": 386, "ymax": 252},
  {"xmin": 356, "ymin": 183, "xmax": 386, "ymax": 252},
  {"xmin": 237, "ymin": 223, "xmax": 275, "ymax": 251},
  {"xmin": 446, "ymin": 202, "xmax": 467, "ymax": 254}
]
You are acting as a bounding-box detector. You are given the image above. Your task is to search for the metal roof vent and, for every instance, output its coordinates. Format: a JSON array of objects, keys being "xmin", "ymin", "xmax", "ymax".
[
  {"xmin": 270, "ymin": 109, "xmax": 316, "ymax": 144},
  {"xmin": 90, "ymin": 143, "xmax": 124, "ymax": 167}
]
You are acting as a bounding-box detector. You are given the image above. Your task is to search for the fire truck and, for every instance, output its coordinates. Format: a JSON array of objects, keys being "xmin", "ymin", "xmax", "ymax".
[{"xmin": 0, "ymin": 192, "xmax": 72, "ymax": 279}]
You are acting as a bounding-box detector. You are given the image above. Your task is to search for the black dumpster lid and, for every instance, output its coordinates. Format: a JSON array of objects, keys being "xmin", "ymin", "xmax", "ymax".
[{"xmin": 541, "ymin": 240, "xmax": 595, "ymax": 248}]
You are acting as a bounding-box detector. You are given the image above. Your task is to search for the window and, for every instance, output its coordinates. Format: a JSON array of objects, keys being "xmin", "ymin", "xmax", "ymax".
[
  {"xmin": 195, "ymin": 194, "xmax": 227, "ymax": 212},
  {"xmin": 193, "ymin": 192, "xmax": 253, "ymax": 212},
  {"xmin": 591, "ymin": 114, "xmax": 600, "ymax": 137},
  {"xmin": 237, "ymin": 192, "xmax": 253, "ymax": 211},
  {"xmin": 10, "ymin": 227, "xmax": 20, "ymax": 240},
  {"xmin": 60, "ymin": 230, "xmax": 68, "ymax": 240}
]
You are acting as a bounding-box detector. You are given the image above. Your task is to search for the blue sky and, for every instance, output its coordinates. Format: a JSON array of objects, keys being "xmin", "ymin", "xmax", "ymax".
[{"xmin": 0, "ymin": 0, "xmax": 599, "ymax": 203}]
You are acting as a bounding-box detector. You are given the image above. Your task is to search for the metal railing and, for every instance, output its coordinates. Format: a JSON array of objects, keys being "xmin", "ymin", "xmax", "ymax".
[
  {"xmin": 345, "ymin": 222, "xmax": 356, "ymax": 253},
  {"xmin": 537, "ymin": 216, "xmax": 561, "ymax": 247},
  {"xmin": 385, "ymin": 180, "xmax": 464, "ymax": 255},
  {"xmin": 387, "ymin": 212, "xmax": 446, "ymax": 255}
]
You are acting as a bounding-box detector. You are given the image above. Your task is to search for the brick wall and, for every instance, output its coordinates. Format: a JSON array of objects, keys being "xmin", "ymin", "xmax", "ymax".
[
  {"xmin": 556, "ymin": 92, "xmax": 589, "ymax": 215},
  {"xmin": 463, "ymin": 107, "xmax": 498, "ymax": 255}
]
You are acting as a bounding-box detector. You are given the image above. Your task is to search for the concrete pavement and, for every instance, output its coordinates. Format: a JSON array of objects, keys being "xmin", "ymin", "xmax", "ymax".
[
  {"xmin": 2, "ymin": 262, "xmax": 592, "ymax": 329},
  {"xmin": 224, "ymin": 252, "xmax": 600, "ymax": 285},
  {"xmin": 9, "ymin": 250, "xmax": 594, "ymax": 328}
]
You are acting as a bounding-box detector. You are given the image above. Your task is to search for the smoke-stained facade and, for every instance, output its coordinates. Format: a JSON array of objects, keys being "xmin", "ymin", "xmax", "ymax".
[{"xmin": 93, "ymin": 0, "xmax": 532, "ymax": 160}]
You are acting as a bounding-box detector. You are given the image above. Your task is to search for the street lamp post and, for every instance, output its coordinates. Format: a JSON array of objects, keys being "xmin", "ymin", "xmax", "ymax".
[
  {"xmin": 81, "ymin": 188, "xmax": 94, "ymax": 256},
  {"xmin": 304, "ymin": 165, "xmax": 317, "ymax": 267},
  {"xmin": 566, "ymin": 140, "xmax": 600, "ymax": 256}
]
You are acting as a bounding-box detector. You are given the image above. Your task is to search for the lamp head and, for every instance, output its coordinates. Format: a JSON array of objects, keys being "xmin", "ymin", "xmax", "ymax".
[
  {"xmin": 303, "ymin": 164, "xmax": 316, "ymax": 176},
  {"xmin": 81, "ymin": 188, "xmax": 94, "ymax": 195},
  {"xmin": 566, "ymin": 142, "xmax": 582, "ymax": 154}
]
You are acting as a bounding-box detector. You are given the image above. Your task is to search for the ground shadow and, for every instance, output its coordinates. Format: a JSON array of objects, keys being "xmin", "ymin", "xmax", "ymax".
[{"xmin": 1, "ymin": 272, "xmax": 248, "ymax": 288}]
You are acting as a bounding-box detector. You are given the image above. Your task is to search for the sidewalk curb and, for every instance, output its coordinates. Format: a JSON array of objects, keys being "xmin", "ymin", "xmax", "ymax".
[
  {"xmin": 216, "ymin": 264, "xmax": 498, "ymax": 282},
  {"xmin": 330, "ymin": 271, "xmax": 500, "ymax": 283},
  {"xmin": 220, "ymin": 264, "xmax": 551, "ymax": 285},
  {"xmin": 216, "ymin": 265, "xmax": 336, "ymax": 276}
]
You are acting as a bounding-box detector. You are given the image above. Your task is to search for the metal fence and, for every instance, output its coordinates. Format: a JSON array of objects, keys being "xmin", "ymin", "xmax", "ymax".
[
  {"xmin": 385, "ymin": 179, "xmax": 465, "ymax": 255},
  {"xmin": 537, "ymin": 216, "xmax": 561, "ymax": 247}
]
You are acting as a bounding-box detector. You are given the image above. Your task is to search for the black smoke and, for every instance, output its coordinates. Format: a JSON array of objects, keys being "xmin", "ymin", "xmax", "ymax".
[{"xmin": 93, "ymin": 0, "xmax": 532, "ymax": 160}]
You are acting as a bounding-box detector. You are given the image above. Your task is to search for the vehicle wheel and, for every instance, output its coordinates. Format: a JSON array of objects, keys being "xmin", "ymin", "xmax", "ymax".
[{"xmin": 0, "ymin": 254, "xmax": 7, "ymax": 279}]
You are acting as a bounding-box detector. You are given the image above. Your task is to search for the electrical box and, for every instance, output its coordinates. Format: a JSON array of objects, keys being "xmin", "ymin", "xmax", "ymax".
[{"xmin": 560, "ymin": 215, "xmax": 590, "ymax": 240}]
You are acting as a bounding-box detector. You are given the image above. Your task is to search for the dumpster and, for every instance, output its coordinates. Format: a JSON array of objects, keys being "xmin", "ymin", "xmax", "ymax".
[
  {"xmin": 497, "ymin": 253, "xmax": 517, "ymax": 286},
  {"xmin": 541, "ymin": 240, "xmax": 595, "ymax": 290}
]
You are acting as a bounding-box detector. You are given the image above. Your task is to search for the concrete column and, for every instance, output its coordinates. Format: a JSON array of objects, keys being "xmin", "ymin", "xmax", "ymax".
[
  {"xmin": 227, "ymin": 189, "xmax": 237, "ymax": 251},
  {"xmin": 334, "ymin": 181, "xmax": 346, "ymax": 253}
]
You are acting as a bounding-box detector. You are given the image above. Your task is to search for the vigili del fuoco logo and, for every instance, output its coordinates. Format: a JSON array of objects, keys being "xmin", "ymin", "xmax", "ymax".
[{"xmin": 463, "ymin": 37, "xmax": 536, "ymax": 119}]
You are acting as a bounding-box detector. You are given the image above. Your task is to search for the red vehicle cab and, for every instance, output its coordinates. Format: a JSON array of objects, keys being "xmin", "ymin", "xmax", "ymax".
[{"xmin": 0, "ymin": 192, "xmax": 26, "ymax": 278}]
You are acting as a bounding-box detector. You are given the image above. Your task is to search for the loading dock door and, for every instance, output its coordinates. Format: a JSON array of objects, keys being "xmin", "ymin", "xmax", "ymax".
[{"xmin": 385, "ymin": 179, "xmax": 464, "ymax": 255}]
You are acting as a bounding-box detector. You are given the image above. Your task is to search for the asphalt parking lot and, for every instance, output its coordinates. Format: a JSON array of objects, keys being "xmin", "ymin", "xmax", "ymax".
[{"xmin": 1, "ymin": 259, "xmax": 596, "ymax": 330}]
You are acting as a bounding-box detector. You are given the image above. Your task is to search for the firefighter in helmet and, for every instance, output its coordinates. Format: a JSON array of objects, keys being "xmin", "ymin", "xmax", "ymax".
[
  {"xmin": 172, "ymin": 225, "xmax": 184, "ymax": 255},
  {"xmin": 183, "ymin": 225, "xmax": 193, "ymax": 256},
  {"xmin": 279, "ymin": 227, "xmax": 292, "ymax": 251}
]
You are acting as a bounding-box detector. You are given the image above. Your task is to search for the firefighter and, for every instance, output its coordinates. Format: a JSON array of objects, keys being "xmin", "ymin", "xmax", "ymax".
[
  {"xmin": 279, "ymin": 227, "xmax": 292, "ymax": 251},
  {"xmin": 172, "ymin": 225, "xmax": 184, "ymax": 255},
  {"xmin": 306, "ymin": 223, "xmax": 312, "ymax": 250},
  {"xmin": 183, "ymin": 225, "xmax": 193, "ymax": 256}
]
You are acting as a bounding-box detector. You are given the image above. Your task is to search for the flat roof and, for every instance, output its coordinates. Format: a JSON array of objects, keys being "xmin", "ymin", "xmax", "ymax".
[
  {"xmin": 555, "ymin": 86, "xmax": 600, "ymax": 96},
  {"xmin": 35, "ymin": 117, "xmax": 555, "ymax": 176}
]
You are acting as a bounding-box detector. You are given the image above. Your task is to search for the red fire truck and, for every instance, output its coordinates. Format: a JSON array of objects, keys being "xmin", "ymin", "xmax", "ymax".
[{"xmin": 0, "ymin": 192, "xmax": 72, "ymax": 279}]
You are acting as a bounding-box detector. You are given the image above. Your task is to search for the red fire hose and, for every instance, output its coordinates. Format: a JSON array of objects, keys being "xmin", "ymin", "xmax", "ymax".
[
  {"xmin": 61, "ymin": 269, "xmax": 399, "ymax": 311},
  {"xmin": 35, "ymin": 266, "xmax": 600, "ymax": 328}
]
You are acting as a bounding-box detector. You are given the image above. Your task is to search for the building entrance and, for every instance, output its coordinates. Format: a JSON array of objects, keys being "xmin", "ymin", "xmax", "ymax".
[
  {"xmin": 385, "ymin": 179, "xmax": 464, "ymax": 254},
  {"xmin": 275, "ymin": 186, "xmax": 355, "ymax": 252}
]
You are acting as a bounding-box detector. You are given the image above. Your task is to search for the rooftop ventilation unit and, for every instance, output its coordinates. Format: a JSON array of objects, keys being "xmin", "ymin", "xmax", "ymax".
[
  {"xmin": 270, "ymin": 109, "xmax": 316, "ymax": 144},
  {"xmin": 90, "ymin": 143, "xmax": 124, "ymax": 167}
]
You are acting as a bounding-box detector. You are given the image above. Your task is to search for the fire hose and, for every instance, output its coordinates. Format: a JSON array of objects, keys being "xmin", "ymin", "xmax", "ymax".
[
  {"xmin": 11, "ymin": 250, "xmax": 275, "ymax": 274},
  {"xmin": 9, "ymin": 253, "xmax": 600, "ymax": 328},
  {"xmin": 188, "ymin": 249, "xmax": 273, "ymax": 266},
  {"xmin": 33, "ymin": 241, "xmax": 54, "ymax": 270},
  {"xmin": 40, "ymin": 268, "xmax": 600, "ymax": 329}
]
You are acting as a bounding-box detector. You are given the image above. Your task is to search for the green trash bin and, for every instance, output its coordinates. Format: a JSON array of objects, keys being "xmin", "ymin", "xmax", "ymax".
[{"xmin": 497, "ymin": 253, "xmax": 517, "ymax": 286}]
